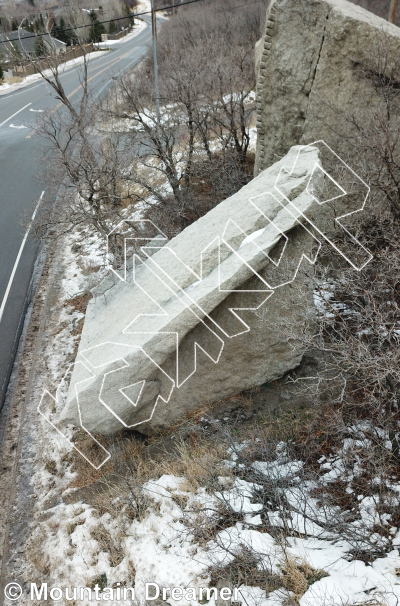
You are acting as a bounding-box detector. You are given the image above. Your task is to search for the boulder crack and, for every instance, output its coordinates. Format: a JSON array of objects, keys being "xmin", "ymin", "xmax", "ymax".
[{"xmin": 301, "ymin": 8, "xmax": 331, "ymax": 138}]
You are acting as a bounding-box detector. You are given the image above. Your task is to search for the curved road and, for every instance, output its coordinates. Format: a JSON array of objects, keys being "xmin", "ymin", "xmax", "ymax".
[{"xmin": 0, "ymin": 19, "xmax": 152, "ymax": 409}]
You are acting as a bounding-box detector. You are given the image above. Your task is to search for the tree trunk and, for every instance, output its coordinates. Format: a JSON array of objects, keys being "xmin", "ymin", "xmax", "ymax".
[{"xmin": 389, "ymin": 0, "xmax": 398, "ymax": 23}]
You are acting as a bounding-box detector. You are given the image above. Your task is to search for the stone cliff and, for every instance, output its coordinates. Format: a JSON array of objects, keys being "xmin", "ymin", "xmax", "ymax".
[{"xmin": 255, "ymin": 0, "xmax": 400, "ymax": 173}]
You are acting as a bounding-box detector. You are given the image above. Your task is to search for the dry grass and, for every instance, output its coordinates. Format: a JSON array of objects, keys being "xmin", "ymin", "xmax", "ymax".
[
  {"xmin": 26, "ymin": 541, "xmax": 51, "ymax": 576},
  {"xmin": 68, "ymin": 431, "xmax": 114, "ymax": 489},
  {"xmin": 210, "ymin": 547, "xmax": 283, "ymax": 595},
  {"xmin": 90, "ymin": 524, "xmax": 124, "ymax": 567},
  {"xmin": 69, "ymin": 424, "xmax": 229, "ymax": 492},
  {"xmin": 155, "ymin": 438, "xmax": 230, "ymax": 491},
  {"xmin": 4, "ymin": 75, "xmax": 23, "ymax": 84},
  {"xmin": 280, "ymin": 555, "xmax": 328, "ymax": 604},
  {"xmin": 66, "ymin": 518, "xmax": 85, "ymax": 534},
  {"xmin": 65, "ymin": 292, "xmax": 92, "ymax": 314},
  {"xmin": 209, "ymin": 550, "xmax": 328, "ymax": 604},
  {"xmin": 44, "ymin": 457, "xmax": 57, "ymax": 475}
]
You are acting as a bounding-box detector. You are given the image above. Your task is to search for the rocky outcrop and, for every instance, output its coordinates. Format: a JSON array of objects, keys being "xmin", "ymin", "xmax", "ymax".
[
  {"xmin": 255, "ymin": 0, "xmax": 400, "ymax": 174},
  {"xmin": 60, "ymin": 145, "xmax": 329, "ymax": 436}
]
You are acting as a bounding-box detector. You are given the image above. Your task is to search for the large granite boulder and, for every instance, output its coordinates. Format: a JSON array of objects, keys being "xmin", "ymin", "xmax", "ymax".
[
  {"xmin": 254, "ymin": 0, "xmax": 400, "ymax": 174},
  {"xmin": 59, "ymin": 145, "xmax": 333, "ymax": 436}
]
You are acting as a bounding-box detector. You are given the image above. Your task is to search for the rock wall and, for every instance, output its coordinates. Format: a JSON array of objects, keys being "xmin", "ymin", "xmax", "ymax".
[
  {"xmin": 255, "ymin": 0, "xmax": 400, "ymax": 174},
  {"xmin": 60, "ymin": 145, "xmax": 329, "ymax": 436}
]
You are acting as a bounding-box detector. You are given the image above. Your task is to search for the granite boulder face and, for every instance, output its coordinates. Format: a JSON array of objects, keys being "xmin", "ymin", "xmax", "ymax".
[
  {"xmin": 60, "ymin": 145, "xmax": 329, "ymax": 436},
  {"xmin": 254, "ymin": 0, "xmax": 400, "ymax": 174}
]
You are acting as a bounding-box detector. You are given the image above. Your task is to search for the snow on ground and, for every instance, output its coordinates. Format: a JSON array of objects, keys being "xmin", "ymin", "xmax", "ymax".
[
  {"xmin": 20, "ymin": 244, "xmax": 400, "ymax": 606},
  {"xmin": 290, "ymin": 541, "xmax": 400, "ymax": 606},
  {"xmin": 25, "ymin": 459, "xmax": 400, "ymax": 606},
  {"xmin": 312, "ymin": 279, "xmax": 356, "ymax": 320},
  {"xmin": 137, "ymin": 0, "xmax": 152, "ymax": 14},
  {"xmin": 60, "ymin": 229, "xmax": 107, "ymax": 300},
  {"xmin": 14, "ymin": 78, "xmax": 398, "ymax": 604},
  {"xmin": 0, "ymin": 50, "xmax": 110, "ymax": 96},
  {"xmin": 95, "ymin": 19, "xmax": 148, "ymax": 48},
  {"xmin": 0, "ymin": 19, "xmax": 149, "ymax": 97},
  {"xmin": 35, "ymin": 228, "xmax": 108, "ymax": 403},
  {"xmin": 249, "ymin": 126, "xmax": 257, "ymax": 150},
  {"xmin": 26, "ymin": 376, "xmax": 400, "ymax": 606}
]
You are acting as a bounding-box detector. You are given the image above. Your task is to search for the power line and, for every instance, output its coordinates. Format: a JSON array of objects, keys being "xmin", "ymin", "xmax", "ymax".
[
  {"xmin": 0, "ymin": 0, "xmax": 207, "ymax": 44},
  {"xmin": 0, "ymin": 0, "xmax": 262, "ymax": 46}
]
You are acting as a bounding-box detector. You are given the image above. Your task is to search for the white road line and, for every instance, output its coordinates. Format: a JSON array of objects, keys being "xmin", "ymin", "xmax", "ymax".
[
  {"xmin": 0, "ymin": 83, "xmax": 42, "ymax": 99},
  {"xmin": 0, "ymin": 191, "xmax": 44, "ymax": 324},
  {"xmin": 0, "ymin": 103, "xmax": 32, "ymax": 129},
  {"xmin": 95, "ymin": 51, "xmax": 146, "ymax": 98},
  {"xmin": 95, "ymin": 79, "xmax": 114, "ymax": 98}
]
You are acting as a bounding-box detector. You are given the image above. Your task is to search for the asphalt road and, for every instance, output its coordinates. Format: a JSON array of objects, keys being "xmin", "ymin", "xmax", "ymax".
[{"xmin": 0, "ymin": 19, "xmax": 153, "ymax": 409}]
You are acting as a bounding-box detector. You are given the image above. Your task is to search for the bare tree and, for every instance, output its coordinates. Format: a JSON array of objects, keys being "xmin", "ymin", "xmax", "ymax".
[
  {"xmin": 10, "ymin": 19, "xmax": 136, "ymax": 241},
  {"xmin": 24, "ymin": 0, "xmax": 264, "ymax": 241},
  {"xmin": 105, "ymin": 0, "xmax": 262, "ymax": 236},
  {"xmin": 314, "ymin": 36, "xmax": 400, "ymax": 220},
  {"xmin": 34, "ymin": 106, "xmax": 137, "ymax": 239}
]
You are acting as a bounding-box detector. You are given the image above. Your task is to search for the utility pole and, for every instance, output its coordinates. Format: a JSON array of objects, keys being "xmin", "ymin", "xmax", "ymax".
[
  {"xmin": 389, "ymin": 0, "xmax": 398, "ymax": 23},
  {"xmin": 150, "ymin": 0, "xmax": 161, "ymax": 124}
]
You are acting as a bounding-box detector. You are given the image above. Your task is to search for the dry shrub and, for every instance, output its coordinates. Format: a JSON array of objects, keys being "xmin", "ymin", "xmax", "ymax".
[
  {"xmin": 65, "ymin": 292, "xmax": 93, "ymax": 314},
  {"xmin": 90, "ymin": 524, "xmax": 124, "ymax": 567},
  {"xmin": 156, "ymin": 438, "xmax": 230, "ymax": 491},
  {"xmin": 210, "ymin": 546, "xmax": 282, "ymax": 595},
  {"xmin": 26, "ymin": 542, "xmax": 51, "ymax": 576},
  {"xmin": 143, "ymin": 151, "xmax": 255, "ymax": 239},
  {"xmin": 209, "ymin": 550, "xmax": 328, "ymax": 604},
  {"xmin": 280, "ymin": 555, "xmax": 327, "ymax": 603},
  {"xmin": 82, "ymin": 432, "xmax": 230, "ymax": 524},
  {"xmin": 107, "ymin": 430, "xmax": 228, "ymax": 489},
  {"xmin": 88, "ymin": 572, "xmax": 108, "ymax": 591},
  {"xmin": 281, "ymin": 557, "xmax": 308, "ymax": 601},
  {"xmin": 44, "ymin": 457, "xmax": 57, "ymax": 475},
  {"xmin": 68, "ymin": 433, "xmax": 113, "ymax": 489},
  {"xmin": 289, "ymin": 403, "xmax": 345, "ymax": 466}
]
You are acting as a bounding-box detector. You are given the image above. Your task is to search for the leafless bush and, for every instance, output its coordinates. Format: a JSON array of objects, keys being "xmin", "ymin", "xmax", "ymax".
[
  {"xmin": 33, "ymin": 104, "xmax": 138, "ymax": 240},
  {"xmin": 318, "ymin": 36, "xmax": 400, "ymax": 220},
  {"xmin": 25, "ymin": 0, "xmax": 262, "ymax": 246},
  {"xmin": 102, "ymin": 0, "xmax": 261, "ymax": 236},
  {"xmin": 90, "ymin": 523, "xmax": 124, "ymax": 567},
  {"xmin": 349, "ymin": 0, "xmax": 399, "ymax": 26},
  {"xmin": 239, "ymin": 213, "xmax": 400, "ymax": 560}
]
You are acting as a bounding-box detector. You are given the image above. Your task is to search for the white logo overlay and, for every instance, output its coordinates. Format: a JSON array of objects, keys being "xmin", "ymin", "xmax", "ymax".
[{"xmin": 38, "ymin": 141, "xmax": 372, "ymax": 468}]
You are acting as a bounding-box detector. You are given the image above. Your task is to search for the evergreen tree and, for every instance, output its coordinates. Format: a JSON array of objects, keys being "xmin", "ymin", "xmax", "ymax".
[
  {"xmin": 66, "ymin": 26, "xmax": 78, "ymax": 46},
  {"xmin": 11, "ymin": 41, "xmax": 22, "ymax": 60},
  {"xmin": 89, "ymin": 10, "xmax": 105, "ymax": 43},
  {"xmin": 34, "ymin": 34, "xmax": 47, "ymax": 57},
  {"xmin": 57, "ymin": 16, "xmax": 68, "ymax": 43},
  {"xmin": 51, "ymin": 18, "xmax": 60, "ymax": 40},
  {"xmin": 56, "ymin": 16, "xmax": 76, "ymax": 45},
  {"xmin": 109, "ymin": 20, "xmax": 117, "ymax": 34},
  {"xmin": 123, "ymin": 5, "xmax": 135, "ymax": 27}
]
